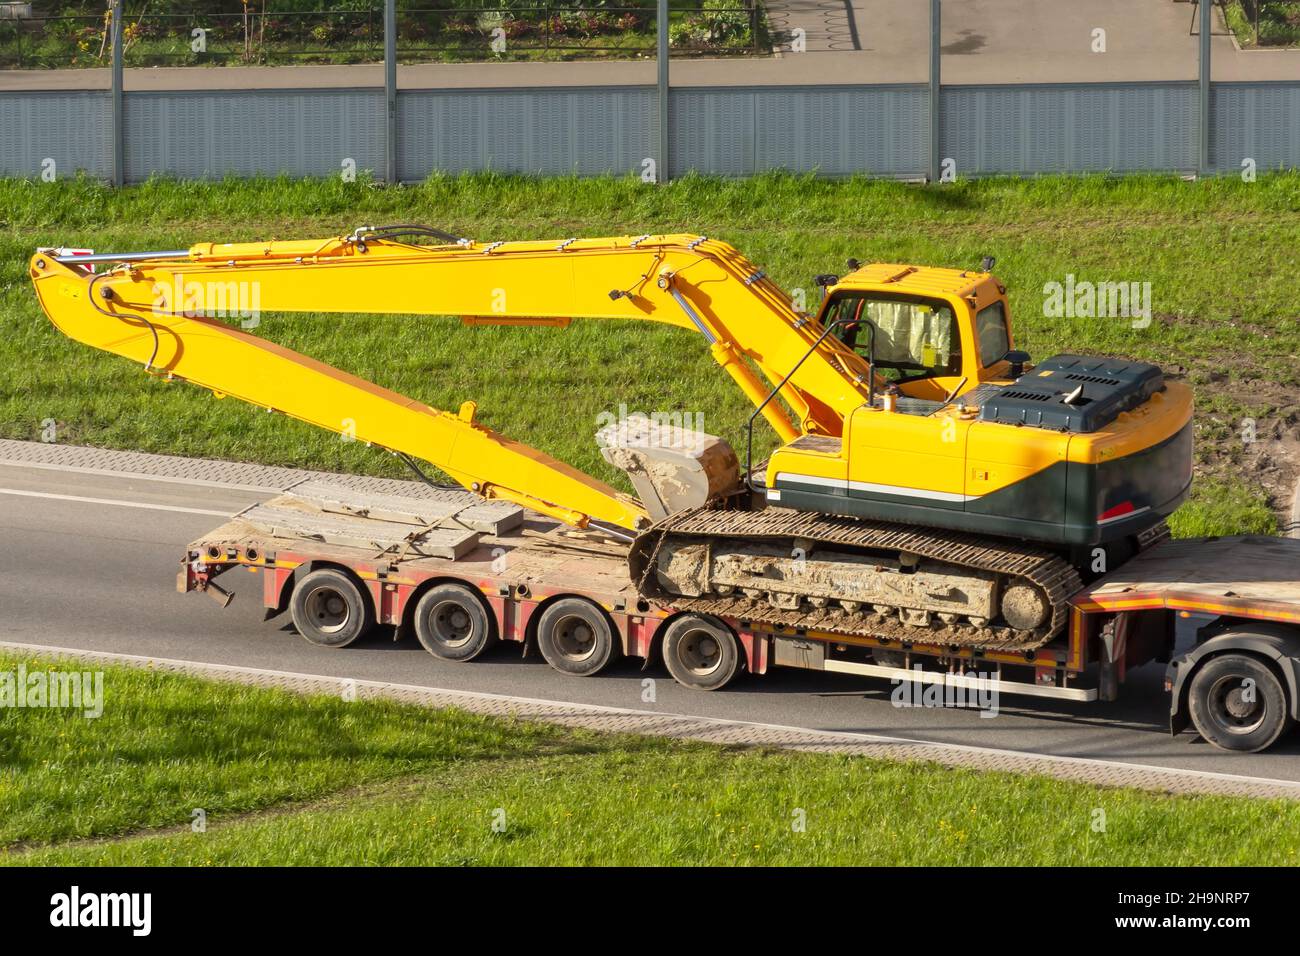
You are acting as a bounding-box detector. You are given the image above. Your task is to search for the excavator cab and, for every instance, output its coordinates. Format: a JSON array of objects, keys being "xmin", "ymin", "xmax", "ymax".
[
  {"xmin": 826, "ymin": 291, "xmax": 965, "ymax": 392},
  {"xmin": 764, "ymin": 264, "xmax": 1194, "ymax": 551},
  {"xmin": 821, "ymin": 265, "xmax": 1015, "ymax": 403}
]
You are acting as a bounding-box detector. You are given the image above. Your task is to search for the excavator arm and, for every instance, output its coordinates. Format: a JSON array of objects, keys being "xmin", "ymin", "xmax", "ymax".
[{"xmin": 30, "ymin": 228, "xmax": 874, "ymax": 535}]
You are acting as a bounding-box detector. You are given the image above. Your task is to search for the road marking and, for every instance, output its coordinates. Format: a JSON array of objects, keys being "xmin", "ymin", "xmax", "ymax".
[
  {"xmin": 2, "ymin": 640, "xmax": 1298, "ymax": 796},
  {"xmin": 0, "ymin": 488, "xmax": 230, "ymax": 517}
]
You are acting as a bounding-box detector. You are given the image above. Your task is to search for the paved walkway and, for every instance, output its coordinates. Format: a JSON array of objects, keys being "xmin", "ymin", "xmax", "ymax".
[{"xmin": 3, "ymin": 0, "xmax": 1296, "ymax": 92}]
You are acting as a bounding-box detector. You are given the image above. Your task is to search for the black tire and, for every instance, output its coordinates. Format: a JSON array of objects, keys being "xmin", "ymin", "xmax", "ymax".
[
  {"xmin": 290, "ymin": 568, "xmax": 374, "ymax": 648},
  {"xmin": 536, "ymin": 598, "xmax": 619, "ymax": 677},
  {"xmin": 1188, "ymin": 654, "xmax": 1292, "ymax": 753},
  {"xmin": 661, "ymin": 614, "xmax": 741, "ymax": 691},
  {"xmin": 413, "ymin": 583, "xmax": 497, "ymax": 662}
]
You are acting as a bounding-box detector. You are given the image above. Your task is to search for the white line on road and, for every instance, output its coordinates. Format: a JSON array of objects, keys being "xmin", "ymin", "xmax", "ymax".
[
  {"xmin": 3, "ymin": 640, "xmax": 1298, "ymax": 795},
  {"xmin": 0, "ymin": 457, "xmax": 279, "ymax": 493},
  {"xmin": 0, "ymin": 487, "xmax": 230, "ymax": 517}
]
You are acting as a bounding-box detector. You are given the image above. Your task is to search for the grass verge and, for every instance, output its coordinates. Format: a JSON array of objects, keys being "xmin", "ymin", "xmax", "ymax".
[
  {"xmin": 3, "ymin": 171, "xmax": 1298, "ymax": 536},
  {"xmin": 2, "ymin": 652, "xmax": 1300, "ymax": 866}
]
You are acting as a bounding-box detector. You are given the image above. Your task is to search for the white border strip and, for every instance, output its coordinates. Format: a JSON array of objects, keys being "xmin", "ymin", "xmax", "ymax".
[{"xmin": 775, "ymin": 472, "xmax": 976, "ymax": 503}]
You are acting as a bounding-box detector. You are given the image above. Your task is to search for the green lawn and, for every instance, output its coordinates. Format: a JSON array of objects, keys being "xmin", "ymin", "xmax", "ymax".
[
  {"xmin": 1225, "ymin": 1, "xmax": 1300, "ymax": 48},
  {"xmin": 3, "ymin": 653, "xmax": 1299, "ymax": 866},
  {"xmin": 3, "ymin": 171, "xmax": 1297, "ymax": 537}
]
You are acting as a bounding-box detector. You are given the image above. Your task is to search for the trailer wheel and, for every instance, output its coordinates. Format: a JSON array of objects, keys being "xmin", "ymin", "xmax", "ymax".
[
  {"xmin": 536, "ymin": 598, "xmax": 619, "ymax": 677},
  {"xmin": 413, "ymin": 583, "xmax": 497, "ymax": 662},
  {"xmin": 290, "ymin": 568, "xmax": 373, "ymax": 648},
  {"xmin": 1188, "ymin": 654, "xmax": 1291, "ymax": 753},
  {"xmin": 662, "ymin": 614, "xmax": 741, "ymax": 691}
]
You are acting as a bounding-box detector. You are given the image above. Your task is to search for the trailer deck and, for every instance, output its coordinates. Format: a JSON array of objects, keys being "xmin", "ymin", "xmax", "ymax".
[
  {"xmin": 1073, "ymin": 535, "xmax": 1300, "ymax": 625},
  {"xmin": 181, "ymin": 483, "xmax": 1300, "ymax": 752},
  {"xmin": 182, "ymin": 481, "xmax": 670, "ymax": 661}
]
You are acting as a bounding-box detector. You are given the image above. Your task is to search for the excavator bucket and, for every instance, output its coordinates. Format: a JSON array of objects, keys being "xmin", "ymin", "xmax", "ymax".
[{"xmin": 597, "ymin": 414, "xmax": 741, "ymax": 523}]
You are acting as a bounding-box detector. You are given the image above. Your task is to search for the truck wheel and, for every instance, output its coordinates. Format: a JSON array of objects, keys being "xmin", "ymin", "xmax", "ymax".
[
  {"xmin": 413, "ymin": 583, "xmax": 497, "ymax": 662},
  {"xmin": 1188, "ymin": 654, "xmax": 1291, "ymax": 753},
  {"xmin": 662, "ymin": 614, "xmax": 741, "ymax": 691},
  {"xmin": 536, "ymin": 598, "xmax": 619, "ymax": 677},
  {"xmin": 290, "ymin": 568, "xmax": 373, "ymax": 648}
]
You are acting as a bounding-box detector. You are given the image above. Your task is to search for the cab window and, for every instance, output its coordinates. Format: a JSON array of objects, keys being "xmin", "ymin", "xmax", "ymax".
[
  {"xmin": 976, "ymin": 301, "xmax": 1010, "ymax": 367},
  {"xmin": 824, "ymin": 292, "xmax": 961, "ymax": 383}
]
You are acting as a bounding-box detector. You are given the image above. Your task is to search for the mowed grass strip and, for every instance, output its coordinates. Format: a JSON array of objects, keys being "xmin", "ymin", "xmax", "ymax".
[
  {"xmin": 2, "ymin": 172, "xmax": 1297, "ymax": 536},
  {"xmin": 0, "ymin": 653, "xmax": 561, "ymax": 848},
  {"xmin": 3, "ymin": 653, "xmax": 1300, "ymax": 866}
]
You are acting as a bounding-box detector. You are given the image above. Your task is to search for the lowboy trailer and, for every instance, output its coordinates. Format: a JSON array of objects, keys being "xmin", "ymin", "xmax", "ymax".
[{"xmin": 180, "ymin": 480, "xmax": 1300, "ymax": 754}]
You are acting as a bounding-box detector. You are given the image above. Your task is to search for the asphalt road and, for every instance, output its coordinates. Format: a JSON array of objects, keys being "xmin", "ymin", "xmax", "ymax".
[{"xmin": 3, "ymin": 459, "xmax": 1300, "ymax": 786}]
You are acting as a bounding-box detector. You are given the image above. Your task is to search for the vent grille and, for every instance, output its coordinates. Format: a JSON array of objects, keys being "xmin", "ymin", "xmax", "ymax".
[
  {"xmin": 1065, "ymin": 373, "xmax": 1115, "ymax": 384},
  {"xmin": 996, "ymin": 390, "xmax": 1057, "ymax": 402}
]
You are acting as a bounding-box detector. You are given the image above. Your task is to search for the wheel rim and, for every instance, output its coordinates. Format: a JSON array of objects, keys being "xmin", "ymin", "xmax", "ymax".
[
  {"xmin": 305, "ymin": 586, "xmax": 350, "ymax": 635},
  {"xmin": 1207, "ymin": 673, "xmax": 1267, "ymax": 736},
  {"xmin": 429, "ymin": 599, "xmax": 474, "ymax": 648},
  {"xmin": 552, "ymin": 614, "xmax": 597, "ymax": 662},
  {"xmin": 677, "ymin": 628, "xmax": 722, "ymax": 676}
]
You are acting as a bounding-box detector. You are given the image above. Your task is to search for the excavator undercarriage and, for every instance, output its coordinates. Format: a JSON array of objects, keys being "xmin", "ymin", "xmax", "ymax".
[{"xmin": 630, "ymin": 506, "xmax": 1085, "ymax": 652}]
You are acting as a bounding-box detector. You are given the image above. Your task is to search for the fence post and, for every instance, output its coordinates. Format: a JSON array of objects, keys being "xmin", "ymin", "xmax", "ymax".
[
  {"xmin": 929, "ymin": 0, "xmax": 940, "ymax": 183},
  {"xmin": 385, "ymin": 0, "xmax": 397, "ymax": 184},
  {"xmin": 657, "ymin": 0, "xmax": 670, "ymax": 183},
  {"xmin": 1198, "ymin": 0, "xmax": 1212, "ymax": 176},
  {"xmin": 111, "ymin": 0, "xmax": 124, "ymax": 186}
]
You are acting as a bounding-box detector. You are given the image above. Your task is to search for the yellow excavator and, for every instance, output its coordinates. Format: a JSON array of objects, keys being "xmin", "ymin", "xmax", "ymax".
[{"xmin": 30, "ymin": 225, "xmax": 1193, "ymax": 652}]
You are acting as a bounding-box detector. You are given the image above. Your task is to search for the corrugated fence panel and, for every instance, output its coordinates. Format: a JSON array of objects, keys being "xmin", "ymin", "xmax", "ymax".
[
  {"xmin": 1211, "ymin": 82, "xmax": 1300, "ymax": 174},
  {"xmin": 7, "ymin": 82, "xmax": 1299, "ymax": 182},
  {"xmin": 124, "ymin": 89, "xmax": 384, "ymax": 182},
  {"xmin": 941, "ymin": 83, "xmax": 1199, "ymax": 176},
  {"xmin": 669, "ymin": 85, "xmax": 928, "ymax": 178},
  {"xmin": 0, "ymin": 91, "xmax": 110, "ymax": 179},
  {"xmin": 398, "ymin": 87, "xmax": 655, "ymax": 180}
]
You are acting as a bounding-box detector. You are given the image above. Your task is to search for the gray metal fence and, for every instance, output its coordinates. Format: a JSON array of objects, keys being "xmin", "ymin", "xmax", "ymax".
[{"xmin": 2, "ymin": 1, "xmax": 1297, "ymax": 183}]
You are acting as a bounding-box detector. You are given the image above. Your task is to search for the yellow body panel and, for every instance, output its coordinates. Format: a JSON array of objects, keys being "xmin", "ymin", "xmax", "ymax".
[
  {"xmin": 966, "ymin": 418, "xmax": 1069, "ymax": 499},
  {"xmin": 844, "ymin": 406, "xmax": 972, "ymax": 496}
]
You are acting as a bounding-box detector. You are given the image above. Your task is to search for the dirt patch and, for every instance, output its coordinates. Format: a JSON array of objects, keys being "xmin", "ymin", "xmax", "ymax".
[{"xmin": 1146, "ymin": 317, "xmax": 1300, "ymax": 524}]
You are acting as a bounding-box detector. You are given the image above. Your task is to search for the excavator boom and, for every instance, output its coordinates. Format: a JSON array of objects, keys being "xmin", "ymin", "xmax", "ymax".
[{"xmin": 30, "ymin": 229, "xmax": 872, "ymax": 534}]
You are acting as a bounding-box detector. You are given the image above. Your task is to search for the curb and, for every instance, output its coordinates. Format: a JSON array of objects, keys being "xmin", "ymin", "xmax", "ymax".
[
  {"xmin": 0, "ymin": 438, "xmax": 438, "ymax": 497},
  {"xmin": 4, "ymin": 640, "xmax": 1300, "ymax": 802}
]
